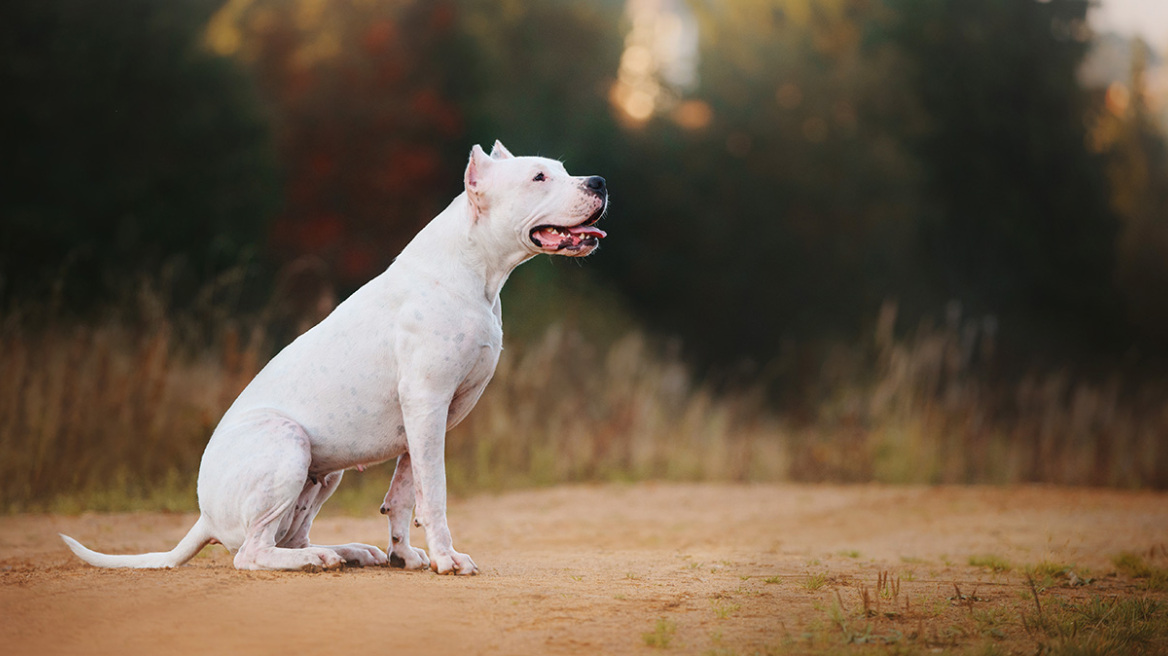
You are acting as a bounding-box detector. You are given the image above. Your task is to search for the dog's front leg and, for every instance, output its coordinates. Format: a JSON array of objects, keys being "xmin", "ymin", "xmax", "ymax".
[
  {"xmin": 399, "ymin": 395, "xmax": 478, "ymax": 575},
  {"xmin": 380, "ymin": 453, "xmax": 430, "ymax": 570}
]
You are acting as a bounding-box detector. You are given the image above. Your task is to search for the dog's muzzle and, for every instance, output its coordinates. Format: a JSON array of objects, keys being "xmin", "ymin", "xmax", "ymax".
[{"xmin": 529, "ymin": 176, "xmax": 608, "ymax": 254}]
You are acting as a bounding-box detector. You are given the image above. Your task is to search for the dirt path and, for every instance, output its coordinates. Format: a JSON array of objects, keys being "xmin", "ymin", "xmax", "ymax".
[{"xmin": 2, "ymin": 483, "xmax": 1166, "ymax": 655}]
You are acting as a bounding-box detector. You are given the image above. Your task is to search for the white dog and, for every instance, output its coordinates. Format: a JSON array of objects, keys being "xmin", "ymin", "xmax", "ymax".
[{"xmin": 61, "ymin": 141, "xmax": 607, "ymax": 574}]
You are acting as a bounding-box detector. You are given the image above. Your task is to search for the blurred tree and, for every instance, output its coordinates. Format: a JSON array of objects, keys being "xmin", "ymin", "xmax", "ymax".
[
  {"xmin": 592, "ymin": 0, "xmax": 927, "ymax": 371},
  {"xmin": 888, "ymin": 0, "xmax": 1121, "ymax": 349},
  {"xmin": 212, "ymin": 0, "xmax": 475, "ymax": 288},
  {"xmin": 452, "ymin": 0, "xmax": 626, "ymax": 167},
  {"xmin": 11, "ymin": 0, "xmax": 1144, "ymax": 371},
  {"xmin": 1, "ymin": 0, "xmax": 278, "ymax": 306},
  {"xmin": 1091, "ymin": 40, "xmax": 1168, "ymax": 347},
  {"xmin": 213, "ymin": 0, "xmax": 625, "ymax": 290}
]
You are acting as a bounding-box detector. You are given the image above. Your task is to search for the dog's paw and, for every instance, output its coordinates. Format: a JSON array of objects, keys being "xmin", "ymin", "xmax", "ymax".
[
  {"xmin": 430, "ymin": 550, "xmax": 478, "ymax": 576},
  {"xmin": 389, "ymin": 545, "xmax": 430, "ymax": 570},
  {"xmin": 327, "ymin": 543, "xmax": 388, "ymax": 567},
  {"xmin": 302, "ymin": 547, "xmax": 345, "ymax": 571}
]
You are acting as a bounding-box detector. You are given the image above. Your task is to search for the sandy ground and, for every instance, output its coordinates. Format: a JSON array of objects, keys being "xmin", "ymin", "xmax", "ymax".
[{"xmin": 1, "ymin": 483, "xmax": 1166, "ymax": 655}]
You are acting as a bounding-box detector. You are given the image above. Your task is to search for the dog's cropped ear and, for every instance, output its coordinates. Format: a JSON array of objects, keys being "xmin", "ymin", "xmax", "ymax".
[
  {"xmin": 490, "ymin": 140, "xmax": 514, "ymax": 160},
  {"xmin": 465, "ymin": 144, "xmax": 494, "ymax": 221}
]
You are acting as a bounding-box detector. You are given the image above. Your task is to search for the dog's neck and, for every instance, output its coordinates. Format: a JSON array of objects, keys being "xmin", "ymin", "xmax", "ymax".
[{"xmin": 395, "ymin": 193, "xmax": 534, "ymax": 305}]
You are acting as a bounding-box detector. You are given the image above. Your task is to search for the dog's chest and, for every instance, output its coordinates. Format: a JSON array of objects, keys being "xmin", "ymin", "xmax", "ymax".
[
  {"xmin": 464, "ymin": 342, "xmax": 500, "ymax": 387},
  {"xmin": 446, "ymin": 326, "xmax": 502, "ymax": 427}
]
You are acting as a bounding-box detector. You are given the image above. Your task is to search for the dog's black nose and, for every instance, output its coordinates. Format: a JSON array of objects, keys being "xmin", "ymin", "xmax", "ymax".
[{"xmin": 585, "ymin": 176, "xmax": 606, "ymax": 195}]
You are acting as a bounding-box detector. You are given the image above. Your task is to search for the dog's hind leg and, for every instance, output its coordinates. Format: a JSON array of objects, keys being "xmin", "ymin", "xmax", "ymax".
[
  {"xmin": 379, "ymin": 453, "xmax": 430, "ymax": 570},
  {"xmin": 209, "ymin": 412, "xmax": 349, "ymax": 571},
  {"xmin": 281, "ymin": 471, "xmax": 387, "ymax": 567}
]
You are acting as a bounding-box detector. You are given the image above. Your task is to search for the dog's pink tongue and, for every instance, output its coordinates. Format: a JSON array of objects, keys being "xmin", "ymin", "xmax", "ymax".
[{"xmin": 567, "ymin": 225, "xmax": 607, "ymax": 239}]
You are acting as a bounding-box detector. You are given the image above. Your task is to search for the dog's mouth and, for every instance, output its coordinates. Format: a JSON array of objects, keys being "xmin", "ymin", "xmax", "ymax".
[{"xmin": 529, "ymin": 208, "xmax": 607, "ymax": 253}]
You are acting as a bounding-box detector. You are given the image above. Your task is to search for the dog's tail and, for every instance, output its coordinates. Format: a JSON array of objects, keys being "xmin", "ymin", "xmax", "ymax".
[{"xmin": 60, "ymin": 516, "xmax": 214, "ymax": 569}]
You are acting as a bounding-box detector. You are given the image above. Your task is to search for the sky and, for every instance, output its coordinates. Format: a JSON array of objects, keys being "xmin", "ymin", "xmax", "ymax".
[{"xmin": 1090, "ymin": 0, "xmax": 1168, "ymax": 51}]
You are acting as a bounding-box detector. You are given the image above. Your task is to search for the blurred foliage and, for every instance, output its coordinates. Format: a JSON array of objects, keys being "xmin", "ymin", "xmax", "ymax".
[
  {"xmin": 1093, "ymin": 41, "xmax": 1168, "ymax": 346},
  {"xmin": 4, "ymin": 0, "xmax": 1168, "ymax": 374},
  {"xmin": 891, "ymin": 0, "xmax": 1120, "ymax": 348},
  {"xmin": 1, "ymin": 0, "xmax": 279, "ymax": 307},
  {"xmin": 205, "ymin": 0, "xmax": 624, "ymax": 287},
  {"xmin": 599, "ymin": 0, "xmax": 1133, "ymax": 372},
  {"xmin": 215, "ymin": 0, "xmax": 470, "ymax": 284},
  {"xmin": 597, "ymin": 0, "xmax": 928, "ymax": 370}
]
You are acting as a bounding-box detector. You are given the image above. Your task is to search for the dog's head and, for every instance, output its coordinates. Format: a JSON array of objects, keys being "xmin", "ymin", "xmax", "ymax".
[{"xmin": 464, "ymin": 141, "xmax": 607, "ymax": 258}]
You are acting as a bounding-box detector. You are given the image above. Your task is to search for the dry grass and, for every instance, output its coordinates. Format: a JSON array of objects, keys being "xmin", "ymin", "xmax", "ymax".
[
  {"xmin": 0, "ymin": 292, "xmax": 267, "ymax": 512},
  {"xmin": 786, "ymin": 300, "xmax": 1168, "ymax": 488},
  {"xmin": 444, "ymin": 327, "xmax": 785, "ymax": 491},
  {"xmin": 3, "ymin": 291, "xmax": 1168, "ymax": 513},
  {"xmin": 797, "ymin": 569, "xmax": 1168, "ymax": 655},
  {"xmin": 0, "ymin": 289, "xmax": 785, "ymax": 512}
]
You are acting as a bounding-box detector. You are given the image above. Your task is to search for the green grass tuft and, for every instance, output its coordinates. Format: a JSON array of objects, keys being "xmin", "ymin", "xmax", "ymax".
[
  {"xmin": 969, "ymin": 554, "xmax": 1012, "ymax": 573},
  {"xmin": 804, "ymin": 572, "xmax": 829, "ymax": 591},
  {"xmin": 712, "ymin": 601, "xmax": 741, "ymax": 620},
  {"xmin": 1113, "ymin": 553, "xmax": 1168, "ymax": 591},
  {"xmin": 643, "ymin": 617, "xmax": 677, "ymax": 649},
  {"xmin": 1024, "ymin": 595, "xmax": 1167, "ymax": 655}
]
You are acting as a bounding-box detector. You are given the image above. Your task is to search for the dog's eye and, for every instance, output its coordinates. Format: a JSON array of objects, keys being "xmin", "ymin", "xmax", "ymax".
[{"xmin": 533, "ymin": 172, "xmax": 546, "ymax": 182}]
